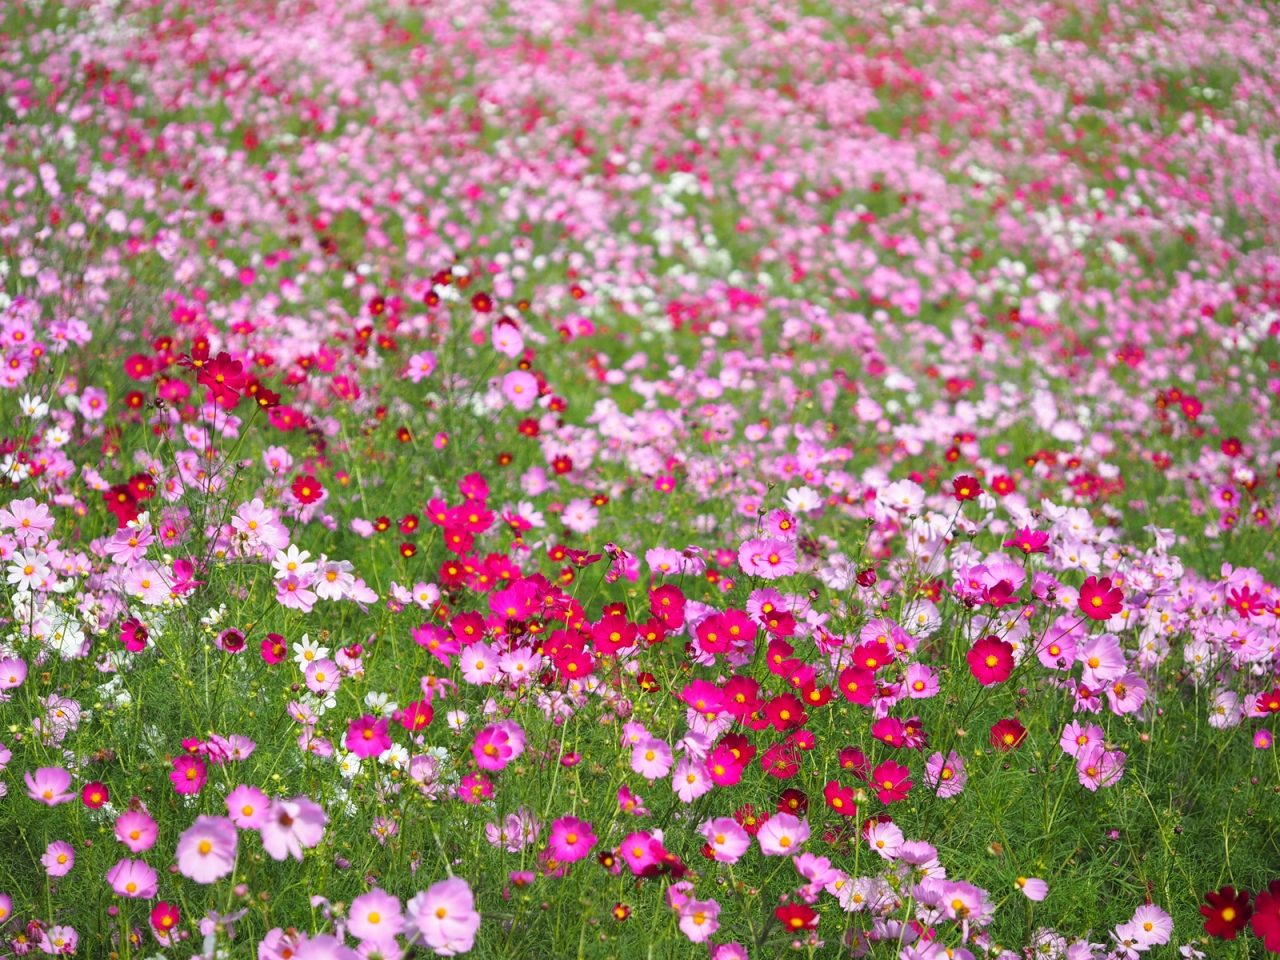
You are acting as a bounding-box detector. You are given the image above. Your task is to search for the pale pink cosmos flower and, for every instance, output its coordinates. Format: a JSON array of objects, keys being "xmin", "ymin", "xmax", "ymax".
[
  {"xmin": 275, "ymin": 573, "xmax": 317, "ymax": 612},
  {"xmin": 671, "ymin": 757, "xmax": 712, "ymax": 803},
  {"xmin": 460, "ymin": 642, "xmax": 500, "ymax": 685},
  {"xmin": 631, "ymin": 738, "xmax": 673, "ymax": 779},
  {"xmin": 1015, "ymin": 876, "xmax": 1048, "ymax": 901},
  {"xmin": 1130, "ymin": 904, "xmax": 1173, "ymax": 946},
  {"xmin": 1078, "ymin": 634, "xmax": 1126, "ymax": 688},
  {"xmin": 175, "ymin": 815, "xmax": 237, "ymax": 883},
  {"xmin": 304, "ymin": 659, "xmax": 341, "ymax": 695},
  {"xmin": 226, "ymin": 784, "xmax": 270, "ymax": 830},
  {"xmin": 0, "ymin": 497, "xmax": 54, "ymax": 544},
  {"xmin": 1059, "ymin": 721, "xmax": 1104, "ymax": 758},
  {"xmin": 405, "ymin": 351, "xmax": 437, "ymax": 383},
  {"xmin": 348, "ymin": 888, "xmax": 403, "ymax": 944},
  {"xmin": 25, "ymin": 766, "xmax": 76, "ymax": 805},
  {"xmin": 678, "ymin": 897, "xmax": 720, "ymax": 943},
  {"xmin": 114, "ymin": 809, "xmax": 158, "ymax": 852},
  {"xmin": 924, "ymin": 751, "xmax": 967, "ymax": 798},
  {"xmin": 757, "ymin": 813, "xmax": 810, "ymax": 856},
  {"xmin": 106, "ymin": 858, "xmax": 157, "ymax": 898},
  {"xmin": 500, "ymin": 370, "xmax": 538, "ymax": 410},
  {"xmin": 406, "ymin": 876, "xmax": 481, "ymax": 955},
  {"xmin": 41, "ymin": 840, "xmax": 75, "ymax": 876},
  {"xmin": 866, "ymin": 820, "xmax": 905, "ymax": 860},
  {"xmin": 698, "ymin": 817, "xmax": 750, "ymax": 863},
  {"xmin": 260, "ymin": 795, "xmax": 328, "ymax": 861}
]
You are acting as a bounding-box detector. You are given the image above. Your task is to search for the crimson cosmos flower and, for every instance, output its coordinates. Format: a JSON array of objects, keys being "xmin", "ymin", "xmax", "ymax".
[
  {"xmin": 1200, "ymin": 885, "xmax": 1251, "ymax": 939},
  {"xmin": 775, "ymin": 903, "xmax": 819, "ymax": 931},
  {"xmin": 952, "ymin": 476, "xmax": 982, "ymax": 501},
  {"xmin": 1078, "ymin": 576, "xmax": 1124, "ymax": 620},
  {"xmin": 967, "ymin": 636, "xmax": 1015, "ymax": 685},
  {"xmin": 990, "ymin": 718, "xmax": 1027, "ymax": 751},
  {"xmin": 1252, "ymin": 880, "xmax": 1280, "ymax": 951}
]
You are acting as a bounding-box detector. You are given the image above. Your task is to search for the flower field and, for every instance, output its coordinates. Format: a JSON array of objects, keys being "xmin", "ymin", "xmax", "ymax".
[{"xmin": 1, "ymin": 0, "xmax": 1280, "ymax": 956}]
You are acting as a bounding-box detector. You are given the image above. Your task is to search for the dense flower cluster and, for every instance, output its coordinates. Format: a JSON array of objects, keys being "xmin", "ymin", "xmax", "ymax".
[{"xmin": 0, "ymin": 0, "xmax": 1277, "ymax": 957}]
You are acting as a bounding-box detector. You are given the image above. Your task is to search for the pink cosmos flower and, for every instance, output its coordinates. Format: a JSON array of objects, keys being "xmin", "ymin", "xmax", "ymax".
[
  {"xmin": 678, "ymin": 898, "xmax": 721, "ymax": 943},
  {"xmin": 617, "ymin": 784, "xmax": 649, "ymax": 816},
  {"xmin": 672, "ymin": 757, "xmax": 712, "ymax": 803},
  {"xmin": 866, "ymin": 820, "xmax": 905, "ymax": 859},
  {"xmin": 275, "ymin": 573, "xmax": 317, "ymax": 612},
  {"xmin": 38, "ymin": 926, "xmax": 78, "ymax": 955},
  {"xmin": 458, "ymin": 772, "xmax": 493, "ymax": 804},
  {"xmin": 42, "ymin": 840, "xmax": 75, "ymax": 876},
  {"xmin": 631, "ymin": 738, "xmax": 673, "ymax": 779},
  {"xmin": 757, "ymin": 813, "xmax": 810, "ymax": 855},
  {"xmin": 226, "ymin": 784, "xmax": 270, "ymax": 829},
  {"xmin": 710, "ymin": 943, "xmax": 750, "ymax": 960},
  {"xmin": 698, "ymin": 817, "xmax": 750, "ymax": 863},
  {"xmin": 346, "ymin": 715, "xmax": 392, "ymax": 759},
  {"xmin": 0, "ymin": 655, "xmax": 26, "ymax": 688},
  {"xmin": 114, "ymin": 809, "xmax": 159, "ymax": 852},
  {"xmin": 619, "ymin": 831, "xmax": 660, "ymax": 874},
  {"xmin": 406, "ymin": 877, "xmax": 481, "ymax": 955},
  {"xmin": 260, "ymin": 796, "xmax": 328, "ymax": 862},
  {"xmin": 548, "ymin": 816, "xmax": 596, "ymax": 862},
  {"xmin": 1016, "ymin": 876, "xmax": 1049, "ymax": 901},
  {"xmin": 106, "ymin": 858, "xmax": 158, "ymax": 898},
  {"xmin": 304, "ymin": 659, "xmax": 341, "ymax": 694},
  {"xmin": 1060, "ymin": 721, "xmax": 1104, "ymax": 758},
  {"xmin": 170, "ymin": 755, "xmax": 207, "ymax": 795},
  {"xmin": 25, "ymin": 766, "xmax": 76, "ymax": 805},
  {"xmin": 348, "ymin": 887, "xmax": 403, "ymax": 944},
  {"xmin": 1078, "ymin": 634, "xmax": 1126, "ymax": 687},
  {"xmin": 472, "ymin": 725, "xmax": 514, "ymax": 771},
  {"xmin": 501, "ymin": 370, "xmax": 539, "ymax": 410},
  {"xmin": 924, "ymin": 751, "xmax": 967, "ymax": 798},
  {"xmin": 175, "ymin": 815, "xmax": 238, "ymax": 883},
  {"xmin": 0, "ymin": 497, "xmax": 54, "ymax": 544}
]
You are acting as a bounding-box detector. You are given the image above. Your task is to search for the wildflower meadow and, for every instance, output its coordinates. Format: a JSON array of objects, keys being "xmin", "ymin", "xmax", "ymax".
[{"xmin": 1, "ymin": 0, "xmax": 1279, "ymax": 956}]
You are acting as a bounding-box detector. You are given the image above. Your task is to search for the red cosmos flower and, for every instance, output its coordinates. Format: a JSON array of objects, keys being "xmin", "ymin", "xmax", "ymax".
[
  {"xmin": 850, "ymin": 640, "xmax": 893, "ymax": 672},
  {"xmin": 871, "ymin": 717, "xmax": 906, "ymax": 749},
  {"xmin": 952, "ymin": 475, "xmax": 982, "ymax": 501},
  {"xmin": 1078, "ymin": 576, "xmax": 1124, "ymax": 620},
  {"xmin": 291, "ymin": 474, "xmax": 323, "ymax": 504},
  {"xmin": 81, "ymin": 782, "xmax": 108, "ymax": 808},
  {"xmin": 990, "ymin": 718, "xmax": 1027, "ymax": 750},
  {"xmin": 764, "ymin": 694, "xmax": 807, "ymax": 732},
  {"xmin": 777, "ymin": 788, "xmax": 808, "ymax": 815},
  {"xmin": 649, "ymin": 583, "xmax": 686, "ymax": 627},
  {"xmin": 734, "ymin": 804, "xmax": 766, "ymax": 836},
  {"xmin": 124, "ymin": 353, "xmax": 154, "ymax": 380},
  {"xmin": 824, "ymin": 780, "xmax": 858, "ymax": 817},
  {"xmin": 990, "ymin": 474, "xmax": 1017, "ymax": 496},
  {"xmin": 103, "ymin": 485, "xmax": 140, "ymax": 528},
  {"xmin": 551, "ymin": 454, "xmax": 573, "ymax": 475},
  {"xmin": 128, "ymin": 473, "xmax": 157, "ymax": 501},
  {"xmin": 1252, "ymin": 880, "xmax": 1280, "ymax": 951},
  {"xmin": 398, "ymin": 700, "xmax": 434, "ymax": 732},
  {"xmin": 1220, "ymin": 436, "xmax": 1243, "ymax": 458},
  {"xmin": 799, "ymin": 682, "xmax": 832, "ymax": 709},
  {"xmin": 870, "ymin": 761, "xmax": 912, "ymax": 803},
  {"xmin": 1200, "ymin": 886, "xmax": 1251, "ymax": 939},
  {"xmin": 611, "ymin": 903, "xmax": 631, "ymax": 922},
  {"xmin": 775, "ymin": 903, "xmax": 819, "ymax": 932},
  {"xmin": 967, "ymin": 636, "xmax": 1015, "ymax": 684},
  {"xmin": 837, "ymin": 666, "xmax": 875, "ymax": 705},
  {"xmin": 1256, "ymin": 689, "xmax": 1280, "ymax": 715},
  {"xmin": 760, "ymin": 742, "xmax": 800, "ymax": 779},
  {"xmin": 197, "ymin": 351, "xmax": 247, "ymax": 404},
  {"xmin": 839, "ymin": 746, "xmax": 870, "ymax": 779}
]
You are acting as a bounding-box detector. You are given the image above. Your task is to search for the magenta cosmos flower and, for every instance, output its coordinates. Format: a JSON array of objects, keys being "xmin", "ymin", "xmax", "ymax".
[
  {"xmin": 966, "ymin": 636, "xmax": 1014, "ymax": 685},
  {"xmin": 175, "ymin": 815, "xmax": 237, "ymax": 883},
  {"xmin": 407, "ymin": 877, "xmax": 482, "ymax": 955},
  {"xmin": 170, "ymin": 755, "xmax": 207, "ymax": 795},
  {"xmin": 547, "ymin": 816, "xmax": 597, "ymax": 862},
  {"xmin": 25, "ymin": 766, "xmax": 76, "ymax": 805},
  {"xmin": 1078, "ymin": 576, "xmax": 1124, "ymax": 620},
  {"xmin": 114, "ymin": 809, "xmax": 159, "ymax": 852},
  {"xmin": 260, "ymin": 795, "xmax": 328, "ymax": 862},
  {"xmin": 106, "ymin": 858, "xmax": 158, "ymax": 898},
  {"xmin": 471, "ymin": 725, "xmax": 514, "ymax": 771},
  {"xmin": 345, "ymin": 714, "xmax": 391, "ymax": 759}
]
